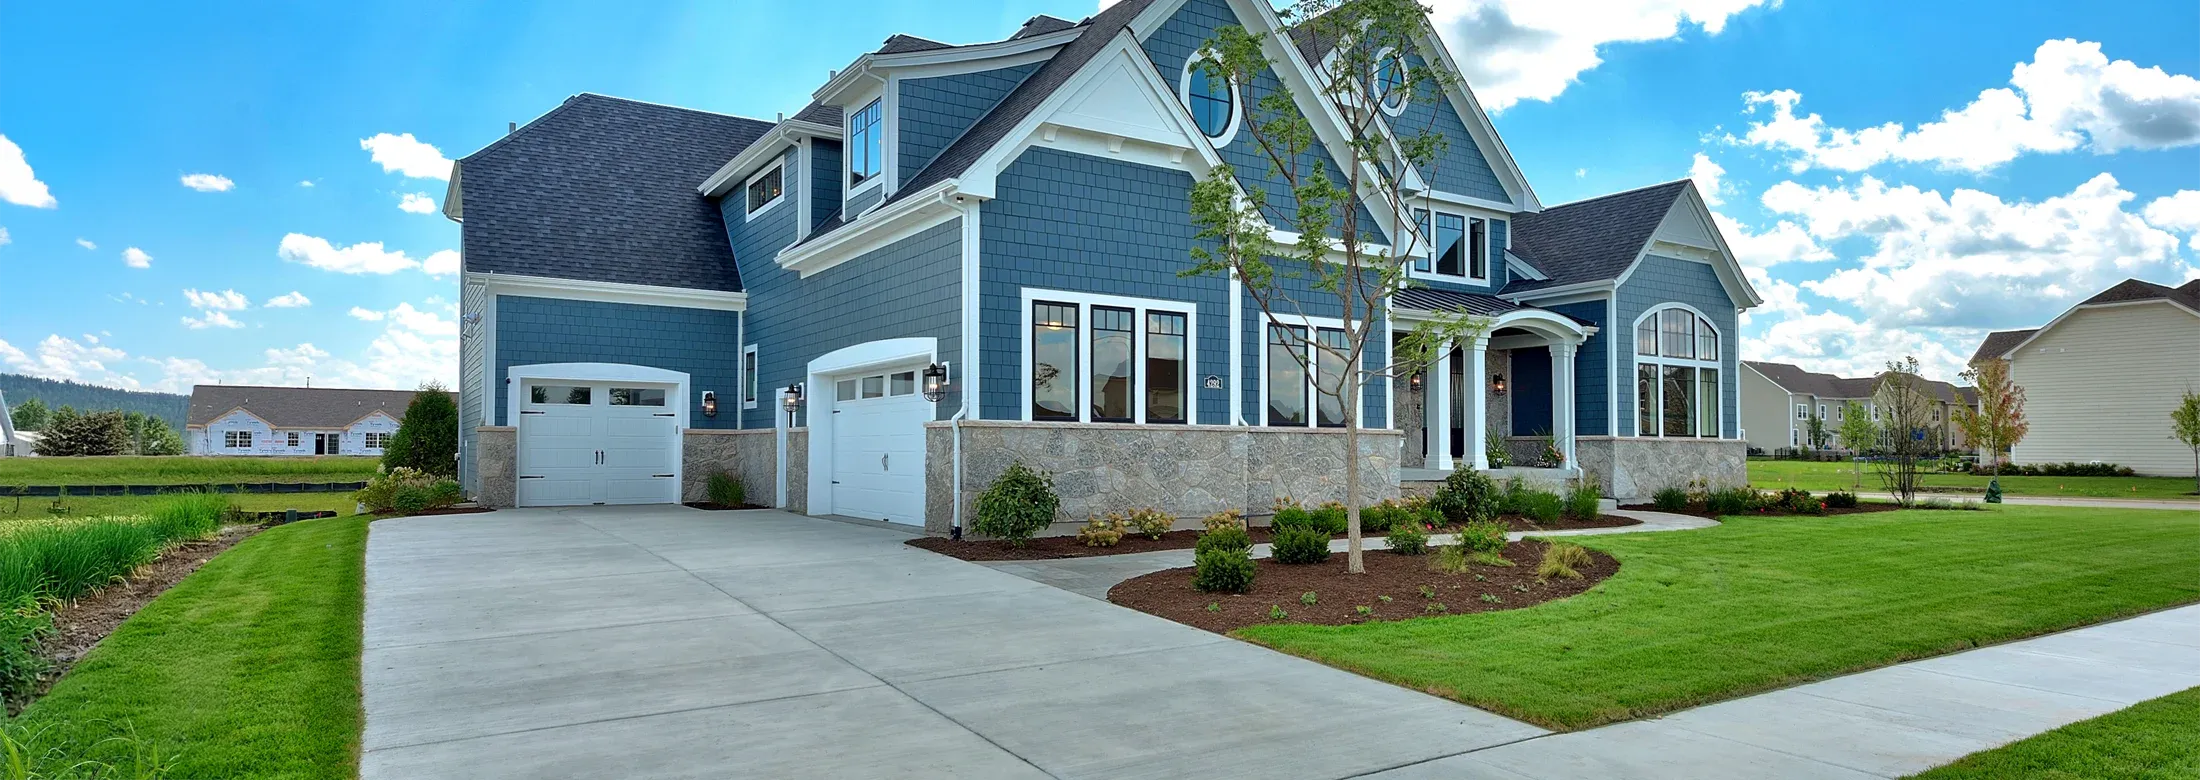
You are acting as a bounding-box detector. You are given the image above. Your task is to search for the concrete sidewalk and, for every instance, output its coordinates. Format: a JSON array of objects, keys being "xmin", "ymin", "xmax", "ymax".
[
  {"xmin": 1367, "ymin": 603, "xmax": 2200, "ymax": 779},
  {"xmin": 361, "ymin": 506, "xmax": 1544, "ymax": 780}
]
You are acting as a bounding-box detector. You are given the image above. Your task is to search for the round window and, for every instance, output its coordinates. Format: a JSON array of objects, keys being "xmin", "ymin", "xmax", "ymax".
[
  {"xmin": 1182, "ymin": 58, "xmax": 1237, "ymax": 141},
  {"xmin": 1372, "ymin": 50, "xmax": 1409, "ymax": 114}
]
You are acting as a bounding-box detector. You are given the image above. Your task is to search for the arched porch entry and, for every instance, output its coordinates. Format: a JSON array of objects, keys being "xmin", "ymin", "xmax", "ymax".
[{"xmin": 1394, "ymin": 305, "xmax": 1594, "ymax": 475}]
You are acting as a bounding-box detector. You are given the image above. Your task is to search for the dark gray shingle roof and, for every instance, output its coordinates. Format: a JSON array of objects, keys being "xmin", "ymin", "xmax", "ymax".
[
  {"xmin": 188, "ymin": 385, "xmax": 456, "ymax": 429},
  {"xmin": 1970, "ymin": 329, "xmax": 2037, "ymax": 364},
  {"xmin": 458, "ymin": 93, "xmax": 773, "ymax": 292},
  {"xmin": 1503, "ymin": 180, "xmax": 1690, "ymax": 294},
  {"xmin": 2078, "ymin": 278, "xmax": 2200, "ymax": 309},
  {"xmin": 1014, "ymin": 15, "xmax": 1080, "ymax": 39},
  {"xmin": 878, "ymin": 34, "xmax": 951, "ymax": 54},
  {"xmin": 1745, "ymin": 361, "xmax": 1971, "ymax": 404}
]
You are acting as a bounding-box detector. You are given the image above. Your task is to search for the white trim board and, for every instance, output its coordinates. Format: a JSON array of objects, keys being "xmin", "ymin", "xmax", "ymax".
[
  {"xmin": 1018, "ymin": 287, "xmax": 1203, "ymax": 426},
  {"xmin": 472, "ymin": 272, "xmax": 748, "ymax": 312}
]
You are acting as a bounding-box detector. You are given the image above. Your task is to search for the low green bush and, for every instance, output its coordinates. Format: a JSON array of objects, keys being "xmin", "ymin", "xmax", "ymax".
[
  {"xmin": 1201, "ymin": 510, "xmax": 1244, "ymax": 533},
  {"xmin": 1537, "ymin": 542, "xmax": 1592, "ymax": 580},
  {"xmin": 1563, "ymin": 481, "xmax": 1601, "ymax": 520},
  {"xmin": 1652, "ymin": 485, "xmax": 1690, "ymax": 512},
  {"xmin": 1195, "ymin": 526, "xmax": 1252, "ymax": 555},
  {"xmin": 355, "ymin": 467, "xmax": 465, "ymax": 515},
  {"xmin": 1122, "ymin": 508, "xmax": 1174, "ymax": 540},
  {"xmin": 1357, "ymin": 502, "xmax": 1398, "ymax": 534},
  {"xmin": 1973, "ymin": 461, "xmax": 2135, "ymax": 477},
  {"xmin": 1765, "ymin": 488, "xmax": 1824, "ymax": 515},
  {"xmin": 1825, "ymin": 490, "xmax": 1859, "ymax": 508},
  {"xmin": 1458, "ymin": 519, "xmax": 1509, "ymax": 555},
  {"xmin": 973, "ymin": 463, "xmax": 1059, "ymax": 547},
  {"xmin": 1310, "ymin": 503, "xmax": 1348, "ymax": 535},
  {"xmin": 706, "ymin": 472, "xmax": 745, "ymax": 507},
  {"xmin": 1704, "ymin": 487, "xmax": 1759, "ymax": 516},
  {"xmin": 1076, "ymin": 516, "xmax": 1124, "ymax": 547},
  {"xmin": 1514, "ymin": 488, "xmax": 1563, "ymax": 524},
  {"xmin": 1271, "ymin": 526, "xmax": 1332, "ymax": 564},
  {"xmin": 1386, "ymin": 518, "xmax": 1428, "ymax": 555},
  {"xmin": 1192, "ymin": 547, "xmax": 1255, "ymax": 593},
  {"xmin": 1431, "ymin": 466, "xmax": 1499, "ymax": 525}
]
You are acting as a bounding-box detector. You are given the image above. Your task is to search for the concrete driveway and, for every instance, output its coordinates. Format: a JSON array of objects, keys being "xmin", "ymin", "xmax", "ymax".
[{"xmin": 362, "ymin": 506, "xmax": 1544, "ymax": 779}]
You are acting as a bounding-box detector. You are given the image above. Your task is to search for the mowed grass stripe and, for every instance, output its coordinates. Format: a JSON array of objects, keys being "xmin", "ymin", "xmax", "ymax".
[
  {"xmin": 1236, "ymin": 507, "xmax": 2200, "ymax": 730},
  {"xmin": 0, "ymin": 455, "xmax": 382, "ymax": 486}
]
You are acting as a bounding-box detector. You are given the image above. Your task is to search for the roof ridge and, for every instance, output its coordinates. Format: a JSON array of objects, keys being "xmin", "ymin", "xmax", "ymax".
[
  {"xmin": 570, "ymin": 92, "xmax": 777, "ymax": 126},
  {"xmin": 1536, "ymin": 178, "xmax": 1691, "ymax": 211}
]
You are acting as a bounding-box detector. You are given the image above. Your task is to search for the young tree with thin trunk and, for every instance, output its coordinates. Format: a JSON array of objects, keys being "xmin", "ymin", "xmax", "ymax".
[
  {"xmin": 1188, "ymin": 0, "xmax": 1484, "ymax": 574},
  {"xmin": 2172, "ymin": 390, "xmax": 2200, "ymax": 496},
  {"xmin": 1835, "ymin": 400, "xmax": 1875, "ymax": 488},
  {"xmin": 1955, "ymin": 358, "xmax": 2027, "ymax": 477},
  {"xmin": 1806, "ymin": 413, "xmax": 1827, "ymax": 450},
  {"xmin": 1871, "ymin": 357, "xmax": 1936, "ymax": 507}
]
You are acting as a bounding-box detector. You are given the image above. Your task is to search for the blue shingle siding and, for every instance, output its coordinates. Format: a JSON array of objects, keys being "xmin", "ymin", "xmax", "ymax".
[
  {"xmin": 977, "ymin": 147, "xmax": 1234, "ymax": 424},
  {"xmin": 1408, "ymin": 216, "xmax": 1510, "ymax": 295},
  {"xmin": 846, "ymin": 184, "xmax": 883, "ymax": 219},
  {"xmin": 810, "ymin": 139, "xmax": 842, "ymax": 232},
  {"xmin": 1235, "ymin": 287, "xmax": 1388, "ymax": 427},
  {"xmin": 1140, "ymin": 0, "xmax": 1387, "ymax": 245},
  {"xmin": 898, "ymin": 64, "xmax": 1039, "ymax": 183},
  {"xmin": 727, "ymin": 147, "xmax": 800, "ymax": 265},
  {"xmin": 726, "ymin": 212, "xmax": 964, "ymax": 431},
  {"xmin": 1509, "ymin": 346, "xmax": 1551, "ymax": 435},
  {"xmin": 1392, "ymin": 56, "xmax": 1510, "ymax": 205},
  {"xmin": 492, "ymin": 295, "xmax": 742, "ymax": 429},
  {"xmin": 1615, "ymin": 254, "xmax": 1740, "ymax": 438},
  {"xmin": 1542, "ymin": 298, "xmax": 1609, "ymax": 436}
]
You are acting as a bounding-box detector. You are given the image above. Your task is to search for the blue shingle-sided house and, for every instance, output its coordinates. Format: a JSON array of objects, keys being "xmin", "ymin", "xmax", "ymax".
[{"xmin": 446, "ymin": 0, "xmax": 1761, "ymax": 529}]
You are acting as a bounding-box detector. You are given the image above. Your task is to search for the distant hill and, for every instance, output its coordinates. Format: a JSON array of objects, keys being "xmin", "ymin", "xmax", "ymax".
[{"xmin": 0, "ymin": 373, "xmax": 189, "ymax": 429}]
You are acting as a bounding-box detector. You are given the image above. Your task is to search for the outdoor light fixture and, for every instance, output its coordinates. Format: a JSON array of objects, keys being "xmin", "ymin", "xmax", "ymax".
[
  {"xmin": 1492, "ymin": 374, "xmax": 1508, "ymax": 396},
  {"xmin": 700, "ymin": 391, "xmax": 718, "ymax": 418},
  {"xmin": 1409, "ymin": 372, "xmax": 1423, "ymax": 392},
  {"xmin": 780, "ymin": 383, "xmax": 803, "ymax": 415},
  {"xmin": 922, "ymin": 362, "xmax": 949, "ymax": 403}
]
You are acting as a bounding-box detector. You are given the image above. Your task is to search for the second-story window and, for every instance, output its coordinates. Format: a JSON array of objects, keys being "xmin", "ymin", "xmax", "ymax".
[
  {"xmin": 745, "ymin": 164, "xmax": 783, "ymax": 217},
  {"xmin": 849, "ymin": 99, "xmax": 882, "ymax": 188},
  {"xmin": 1410, "ymin": 208, "xmax": 1490, "ymax": 282}
]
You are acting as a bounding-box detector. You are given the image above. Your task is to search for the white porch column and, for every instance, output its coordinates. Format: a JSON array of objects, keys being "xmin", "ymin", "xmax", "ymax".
[
  {"xmin": 1552, "ymin": 342, "xmax": 1579, "ymax": 468},
  {"xmin": 1467, "ymin": 335, "xmax": 1489, "ymax": 470},
  {"xmin": 1428, "ymin": 340, "xmax": 1453, "ymax": 471}
]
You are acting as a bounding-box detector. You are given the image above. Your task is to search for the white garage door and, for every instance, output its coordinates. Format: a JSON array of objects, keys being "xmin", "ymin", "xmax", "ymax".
[
  {"xmin": 830, "ymin": 369, "xmax": 928, "ymax": 525},
  {"xmin": 517, "ymin": 382, "xmax": 679, "ymax": 507}
]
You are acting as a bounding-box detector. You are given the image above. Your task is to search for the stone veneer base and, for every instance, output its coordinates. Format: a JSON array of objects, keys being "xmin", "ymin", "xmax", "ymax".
[{"xmin": 1573, "ymin": 436, "xmax": 1747, "ymax": 500}]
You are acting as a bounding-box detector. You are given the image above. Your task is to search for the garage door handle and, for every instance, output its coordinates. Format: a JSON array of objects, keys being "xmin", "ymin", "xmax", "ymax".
[
  {"xmin": 882, "ymin": 454, "xmax": 889, "ymax": 470},
  {"xmin": 519, "ymin": 475, "xmax": 544, "ymax": 480}
]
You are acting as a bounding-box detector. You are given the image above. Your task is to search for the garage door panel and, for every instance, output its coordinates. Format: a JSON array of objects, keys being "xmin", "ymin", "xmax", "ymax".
[
  {"xmin": 517, "ymin": 380, "xmax": 680, "ymax": 507},
  {"xmin": 831, "ymin": 391, "xmax": 927, "ymax": 525}
]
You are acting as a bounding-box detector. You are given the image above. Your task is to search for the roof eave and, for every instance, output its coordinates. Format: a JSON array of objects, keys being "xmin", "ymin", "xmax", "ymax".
[{"xmin": 698, "ymin": 119, "xmax": 843, "ymax": 197}]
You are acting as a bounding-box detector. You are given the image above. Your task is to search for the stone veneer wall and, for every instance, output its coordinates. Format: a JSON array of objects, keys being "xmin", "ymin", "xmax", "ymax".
[
  {"xmin": 784, "ymin": 430, "xmax": 808, "ymax": 514},
  {"xmin": 1575, "ymin": 436, "xmax": 1747, "ymax": 500},
  {"xmin": 924, "ymin": 421, "xmax": 1400, "ymax": 537},
  {"xmin": 475, "ymin": 426, "xmax": 515, "ymax": 508},
  {"xmin": 682, "ymin": 430, "xmax": 774, "ymax": 503}
]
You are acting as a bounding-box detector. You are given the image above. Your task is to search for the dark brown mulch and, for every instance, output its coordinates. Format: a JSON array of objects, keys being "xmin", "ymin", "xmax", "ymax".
[
  {"xmin": 23, "ymin": 524, "xmax": 263, "ymax": 710},
  {"xmin": 1501, "ymin": 514, "xmax": 1641, "ymax": 532},
  {"xmin": 1108, "ymin": 539, "xmax": 1618, "ymax": 633},
  {"xmin": 402, "ymin": 506, "xmax": 496, "ymax": 517},
  {"xmin": 907, "ymin": 512, "xmax": 1645, "ymax": 562},
  {"xmin": 684, "ymin": 502, "xmax": 772, "ymax": 511},
  {"xmin": 1619, "ymin": 502, "xmax": 1903, "ymax": 519}
]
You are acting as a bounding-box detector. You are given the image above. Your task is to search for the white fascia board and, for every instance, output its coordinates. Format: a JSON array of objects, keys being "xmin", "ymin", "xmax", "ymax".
[
  {"xmin": 1505, "ymin": 250, "xmax": 1548, "ymax": 281},
  {"xmin": 1416, "ymin": 188, "xmax": 1517, "ymax": 217},
  {"xmin": 474, "ymin": 271, "xmax": 748, "ymax": 312},
  {"xmin": 814, "ymin": 28, "xmax": 1079, "ymax": 105},
  {"xmin": 814, "ymin": 55, "xmax": 886, "ymax": 105},
  {"xmin": 699, "ymin": 119, "xmax": 841, "ymax": 197},
  {"xmin": 442, "ymin": 162, "xmax": 464, "ymax": 222},
  {"xmin": 1502, "ymin": 281, "xmax": 1615, "ymax": 305},
  {"xmin": 774, "ymin": 179, "xmax": 963, "ymax": 277},
  {"xmin": 1410, "ymin": 29, "xmax": 1541, "ymax": 212}
]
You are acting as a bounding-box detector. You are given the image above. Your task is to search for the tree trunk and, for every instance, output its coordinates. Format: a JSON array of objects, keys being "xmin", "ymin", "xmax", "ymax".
[{"xmin": 1344, "ymin": 402, "xmax": 1365, "ymax": 575}]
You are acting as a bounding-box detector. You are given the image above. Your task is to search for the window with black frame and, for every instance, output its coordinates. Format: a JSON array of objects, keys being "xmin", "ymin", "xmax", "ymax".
[
  {"xmin": 848, "ymin": 99, "xmax": 882, "ymax": 188},
  {"xmin": 1634, "ymin": 306, "xmax": 1722, "ymax": 438},
  {"xmin": 1090, "ymin": 306, "xmax": 1134, "ymax": 423},
  {"xmin": 1266, "ymin": 324, "xmax": 1308, "ymax": 426},
  {"xmin": 1315, "ymin": 327, "xmax": 1349, "ymax": 427},
  {"xmin": 1031, "ymin": 302, "xmax": 1078, "ymax": 421},
  {"xmin": 1145, "ymin": 312, "xmax": 1187, "ymax": 424}
]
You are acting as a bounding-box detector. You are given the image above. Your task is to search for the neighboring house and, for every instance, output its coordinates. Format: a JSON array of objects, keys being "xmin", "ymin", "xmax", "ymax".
[
  {"xmin": 1972, "ymin": 278, "xmax": 2200, "ymax": 476},
  {"xmin": 1741, "ymin": 361, "xmax": 1975, "ymax": 455},
  {"xmin": 448, "ymin": 0, "xmax": 1760, "ymax": 525},
  {"xmin": 184, "ymin": 385, "xmax": 452, "ymax": 457},
  {"xmin": 0, "ymin": 391, "xmax": 17, "ymax": 458}
]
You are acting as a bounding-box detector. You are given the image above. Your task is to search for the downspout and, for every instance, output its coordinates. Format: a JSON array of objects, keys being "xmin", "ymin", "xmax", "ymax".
[{"xmin": 950, "ymin": 195, "xmax": 982, "ymax": 539}]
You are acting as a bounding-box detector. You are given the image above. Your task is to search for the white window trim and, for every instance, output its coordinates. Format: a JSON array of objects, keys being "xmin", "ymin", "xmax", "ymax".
[
  {"xmin": 742, "ymin": 344, "xmax": 761, "ymax": 410},
  {"xmin": 1631, "ymin": 303, "xmax": 1724, "ymax": 439},
  {"xmin": 1255, "ymin": 313, "xmax": 1352, "ymax": 429},
  {"xmin": 1371, "ymin": 46, "xmax": 1409, "ymax": 117},
  {"xmin": 1018, "ymin": 288, "xmax": 1200, "ymax": 426},
  {"xmin": 845, "ymin": 96, "xmax": 886, "ymax": 202},
  {"xmin": 1406, "ymin": 206, "xmax": 1495, "ymax": 285},
  {"xmin": 1177, "ymin": 54, "xmax": 1242, "ymax": 148},
  {"xmin": 224, "ymin": 431, "xmax": 251, "ymax": 448},
  {"xmin": 743, "ymin": 161, "xmax": 786, "ymax": 220},
  {"xmin": 1795, "ymin": 403, "xmax": 1808, "ymax": 420}
]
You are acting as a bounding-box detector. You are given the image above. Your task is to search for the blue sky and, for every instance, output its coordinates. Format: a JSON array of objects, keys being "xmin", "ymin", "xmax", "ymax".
[{"xmin": 1, "ymin": 0, "xmax": 2195, "ymax": 393}]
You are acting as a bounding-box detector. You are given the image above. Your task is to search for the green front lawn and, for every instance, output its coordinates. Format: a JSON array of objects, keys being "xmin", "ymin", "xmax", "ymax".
[
  {"xmin": 9, "ymin": 516, "xmax": 367, "ymax": 779},
  {"xmin": 1237, "ymin": 506, "xmax": 2200, "ymax": 730},
  {"xmin": 0, "ymin": 493, "xmax": 360, "ymax": 530},
  {"xmin": 1909, "ymin": 686, "xmax": 2200, "ymax": 779},
  {"xmin": 1748, "ymin": 459, "xmax": 2200, "ymax": 501},
  {"xmin": 0, "ymin": 456, "xmax": 381, "ymax": 487}
]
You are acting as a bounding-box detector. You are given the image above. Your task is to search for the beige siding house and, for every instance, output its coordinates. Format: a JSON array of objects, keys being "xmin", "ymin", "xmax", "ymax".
[
  {"xmin": 1974, "ymin": 278, "xmax": 2200, "ymax": 476},
  {"xmin": 1741, "ymin": 361, "xmax": 1974, "ymax": 455}
]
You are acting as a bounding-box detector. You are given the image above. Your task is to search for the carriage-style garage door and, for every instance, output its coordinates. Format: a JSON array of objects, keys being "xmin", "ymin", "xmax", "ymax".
[
  {"xmin": 828, "ymin": 368, "xmax": 928, "ymax": 525},
  {"xmin": 517, "ymin": 381, "xmax": 680, "ymax": 507}
]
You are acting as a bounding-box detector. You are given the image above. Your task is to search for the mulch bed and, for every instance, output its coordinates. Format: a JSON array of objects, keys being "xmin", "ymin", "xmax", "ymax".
[
  {"xmin": 908, "ymin": 512, "xmax": 1644, "ymax": 562},
  {"xmin": 22, "ymin": 523, "xmax": 264, "ymax": 711},
  {"xmin": 684, "ymin": 502, "xmax": 773, "ymax": 511},
  {"xmin": 394, "ymin": 506, "xmax": 496, "ymax": 517},
  {"xmin": 1502, "ymin": 514, "xmax": 1641, "ymax": 532},
  {"xmin": 1108, "ymin": 539, "xmax": 1618, "ymax": 633},
  {"xmin": 1619, "ymin": 502, "xmax": 1903, "ymax": 519}
]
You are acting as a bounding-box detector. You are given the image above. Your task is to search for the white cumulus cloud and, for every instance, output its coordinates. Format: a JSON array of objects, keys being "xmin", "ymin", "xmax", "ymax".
[
  {"xmin": 2143, "ymin": 190, "xmax": 2200, "ymax": 250},
  {"xmin": 264, "ymin": 291, "xmax": 312, "ymax": 308},
  {"xmin": 348, "ymin": 307, "xmax": 385, "ymax": 321},
  {"xmin": 1688, "ymin": 152, "xmax": 1725, "ymax": 206},
  {"xmin": 181, "ymin": 310, "xmax": 243, "ymax": 330},
  {"xmin": 422, "ymin": 249, "xmax": 459, "ymax": 276},
  {"xmin": 183, "ymin": 288, "xmax": 249, "ymax": 311},
  {"xmin": 360, "ymin": 133, "xmax": 453, "ymax": 180},
  {"xmin": 0, "ymin": 135, "xmax": 56, "ymax": 209},
  {"xmin": 75, "ymin": 238, "xmax": 95, "ymax": 250},
  {"xmin": 1735, "ymin": 40, "xmax": 2200, "ymax": 173},
  {"xmin": 0, "ymin": 335, "xmax": 129, "ymax": 383},
  {"xmin": 0, "ymin": 227, "xmax": 9, "ymax": 247},
  {"xmin": 398, "ymin": 192, "xmax": 438, "ymax": 214},
  {"xmin": 122, "ymin": 247, "xmax": 152, "ymax": 268},
  {"xmin": 179, "ymin": 173, "xmax": 235, "ymax": 192},
  {"xmin": 1426, "ymin": 0, "xmax": 1775, "ymax": 112},
  {"xmin": 278, "ymin": 233, "xmax": 421, "ymax": 275}
]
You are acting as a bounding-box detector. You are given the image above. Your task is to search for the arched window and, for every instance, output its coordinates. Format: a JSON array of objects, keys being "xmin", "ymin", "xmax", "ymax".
[
  {"xmin": 1179, "ymin": 56, "xmax": 1239, "ymax": 144},
  {"xmin": 1633, "ymin": 305, "xmax": 1721, "ymax": 438},
  {"xmin": 1371, "ymin": 48, "xmax": 1409, "ymax": 115}
]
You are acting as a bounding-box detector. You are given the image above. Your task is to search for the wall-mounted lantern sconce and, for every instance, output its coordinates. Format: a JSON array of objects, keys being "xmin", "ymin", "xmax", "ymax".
[
  {"xmin": 701, "ymin": 391, "xmax": 718, "ymax": 418},
  {"xmin": 1409, "ymin": 372, "xmax": 1424, "ymax": 392},
  {"xmin": 780, "ymin": 383, "xmax": 803, "ymax": 423},
  {"xmin": 922, "ymin": 362, "xmax": 950, "ymax": 403},
  {"xmin": 1491, "ymin": 374, "xmax": 1508, "ymax": 397}
]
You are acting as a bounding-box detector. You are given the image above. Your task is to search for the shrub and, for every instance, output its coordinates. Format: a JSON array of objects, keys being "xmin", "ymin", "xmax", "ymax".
[
  {"xmin": 1310, "ymin": 503, "xmax": 1349, "ymax": 535},
  {"xmin": 706, "ymin": 472, "xmax": 746, "ymax": 507},
  {"xmin": 1385, "ymin": 517, "xmax": 1428, "ymax": 555},
  {"xmin": 1272, "ymin": 504, "xmax": 1344, "ymax": 536},
  {"xmin": 1704, "ymin": 486, "xmax": 1759, "ymax": 516},
  {"xmin": 1537, "ymin": 542, "xmax": 1591, "ymax": 580},
  {"xmin": 1825, "ymin": 490, "xmax": 1859, "ymax": 508},
  {"xmin": 973, "ymin": 463, "xmax": 1059, "ymax": 547},
  {"xmin": 1431, "ymin": 541, "xmax": 1471, "ymax": 574},
  {"xmin": 1270, "ymin": 505, "xmax": 1313, "ymax": 534},
  {"xmin": 1916, "ymin": 498, "xmax": 1985, "ymax": 511},
  {"xmin": 1271, "ymin": 527, "xmax": 1332, "ymax": 564},
  {"xmin": 1076, "ymin": 516, "xmax": 1124, "ymax": 547},
  {"xmin": 355, "ymin": 467, "xmax": 460, "ymax": 515},
  {"xmin": 1457, "ymin": 519, "xmax": 1509, "ymax": 555},
  {"xmin": 1192, "ymin": 547, "xmax": 1255, "ymax": 593},
  {"xmin": 1123, "ymin": 508, "xmax": 1174, "ymax": 540},
  {"xmin": 0, "ymin": 596, "xmax": 52, "ymax": 703},
  {"xmin": 1976, "ymin": 461, "xmax": 2135, "ymax": 478},
  {"xmin": 1766, "ymin": 488, "xmax": 1823, "ymax": 515},
  {"xmin": 1357, "ymin": 501, "xmax": 1399, "ymax": 534},
  {"xmin": 1195, "ymin": 526, "xmax": 1252, "ymax": 555},
  {"xmin": 1514, "ymin": 487, "xmax": 1563, "ymax": 524},
  {"xmin": 1563, "ymin": 481, "xmax": 1601, "ymax": 521},
  {"xmin": 1201, "ymin": 510, "xmax": 1244, "ymax": 533},
  {"xmin": 382, "ymin": 380, "xmax": 460, "ymax": 477},
  {"xmin": 1430, "ymin": 466, "xmax": 1498, "ymax": 525}
]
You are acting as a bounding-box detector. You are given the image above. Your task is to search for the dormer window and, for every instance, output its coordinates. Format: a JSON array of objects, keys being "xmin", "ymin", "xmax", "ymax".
[
  {"xmin": 745, "ymin": 163, "xmax": 784, "ymax": 218},
  {"xmin": 848, "ymin": 99, "xmax": 882, "ymax": 189},
  {"xmin": 1410, "ymin": 208, "xmax": 1490, "ymax": 282},
  {"xmin": 1178, "ymin": 56, "xmax": 1239, "ymax": 145}
]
